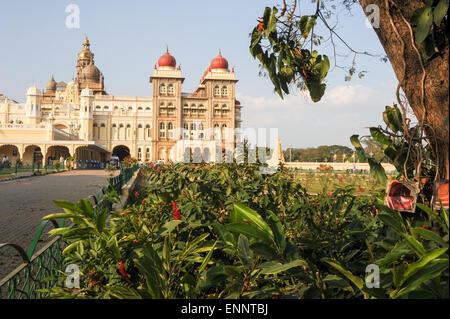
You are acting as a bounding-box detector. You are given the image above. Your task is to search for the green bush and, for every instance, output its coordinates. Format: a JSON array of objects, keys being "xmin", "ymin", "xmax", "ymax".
[{"xmin": 41, "ymin": 163, "xmax": 448, "ymax": 299}]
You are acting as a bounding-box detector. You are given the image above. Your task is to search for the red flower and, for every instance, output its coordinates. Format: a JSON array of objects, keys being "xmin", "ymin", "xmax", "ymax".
[
  {"xmin": 134, "ymin": 191, "xmax": 139, "ymax": 197},
  {"xmin": 205, "ymin": 267, "xmax": 209, "ymax": 271},
  {"xmin": 123, "ymin": 210, "xmax": 128, "ymax": 215},
  {"xmin": 328, "ymin": 192, "xmax": 332, "ymax": 197},
  {"xmin": 172, "ymin": 202, "xmax": 182, "ymax": 220},
  {"xmin": 421, "ymin": 225, "xmax": 430, "ymax": 230},
  {"xmin": 142, "ymin": 198, "xmax": 147, "ymax": 204},
  {"xmin": 138, "ymin": 210, "xmax": 142, "ymax": 214},
  {"xmin": 119, "ymin": 261, "xmax": 130, "ymax": 280}
]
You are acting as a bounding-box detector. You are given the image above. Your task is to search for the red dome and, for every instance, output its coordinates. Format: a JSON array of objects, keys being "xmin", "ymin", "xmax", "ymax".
[
  {"xmin": 210, "ymin": 49, "xmax": 228, "ymax": 70},
  {"xmin": 158, "ymin": 48, "xmax": 176, "ymax": 68}
]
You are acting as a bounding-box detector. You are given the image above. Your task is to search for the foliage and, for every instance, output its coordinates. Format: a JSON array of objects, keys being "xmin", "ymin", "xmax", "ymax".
[
  {"xmin": 410, "ymin": 0, "xmax": 449, "ymax": 60},
  {"xmin": 40, "ymin": 162, "xmax": 448, "ymax": 299},
  {"xmin": 249, "ymin": 6, "xmax": 330, "ymax": 101},
  {"xmin": 350, "ymin": 104, "xmax": 435, "ymax": 192}
]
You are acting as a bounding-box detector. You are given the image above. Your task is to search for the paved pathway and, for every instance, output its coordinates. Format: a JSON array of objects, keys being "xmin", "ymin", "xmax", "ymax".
[{"xmin": 0, "ymin": 170, "xmax": 114, "ymax": 280}]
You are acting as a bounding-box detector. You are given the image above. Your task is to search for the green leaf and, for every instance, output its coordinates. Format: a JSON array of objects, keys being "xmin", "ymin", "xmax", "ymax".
[
  {"xmin": 393, "ymin": 259, "xmax": 449, "ymax": 298},
  {"xmin": 95, "ymin": 209, "xmax": 108, "ymax": 233},
  {"xmin": 41, "ymin": 213, "xmax": 80, "ymax": 221},
  {"xmin": 266, "ymin": 210, "xmax": 286, "ymax": 254},
  {"xmin": 400, "ymin": 248, "xmax": 448, "ymax": 285},
  {"xmin": 259, "ymin": 259, "xmax": 306, "ymax": 275},
  {"xmin": 53, "ymin": 200, "xmax": 84, "ymax": 214},
  {"xmin": 350, "ymin": 135, "xmax": 363, "ymax": 149},
  {"xmin": 226, "ymin": 223, "xmax": 273, "ymax": 244},
  {"xmin": 415, "ymin": 7, "xmax": 433, "ymax": 44},
  {"xmin": 212, "ymin": 222, "xmax": 236, "ymax": 247},
  {"xmin": 198, "ymin": 241, "xmax": 218, "ymax": 273},
  {"xmin": 400, "ymin": 232, "xmax": 426, "ymax": 257},
  {"xmin": 238, "ymin": 235, "xmax": 253, "ymax": 269},
  {"xmin": 154, "ymin": 220, "xmax": 182, "ymax": 239},
  {"xmin": 370, "ymin": 127, "xmax": 392, "ymax": 146},
  {"xmin": 231, "ymin": 203, "xmax": 273, "ymax": 238},
  {"xmin": 413, "ymin": 227, "xmax": 449, "ymax": 247},
  {"xmin": 77, "ymin": 198, "xmax": 95, "ymax": 219},
  {"xmin": 322, "ymin": 258, "xmax": 364, "ymax": 291},
  {"xmin": 368, "ymin": 158, "xmax": 387, "ymax": 185},
  {"xmin": 434, "ymin": 0, "xmax": 449, "ymax": 25}
]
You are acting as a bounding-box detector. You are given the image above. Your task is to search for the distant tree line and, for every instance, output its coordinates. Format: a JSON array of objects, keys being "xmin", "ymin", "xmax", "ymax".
[{"xmin": 284, "ymin": 138, "xmax": 388, "ymax": 163}]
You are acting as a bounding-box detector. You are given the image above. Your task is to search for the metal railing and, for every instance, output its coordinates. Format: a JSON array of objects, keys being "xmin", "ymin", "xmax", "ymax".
[{"xmin": 0, "ymin": 164, "xmax": 141, "ymax": 299}]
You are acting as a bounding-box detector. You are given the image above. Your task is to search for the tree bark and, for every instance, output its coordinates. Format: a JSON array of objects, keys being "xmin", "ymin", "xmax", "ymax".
[{"xmin": 359, "ymin": 0, "xmax": 449, "ymax": 179}]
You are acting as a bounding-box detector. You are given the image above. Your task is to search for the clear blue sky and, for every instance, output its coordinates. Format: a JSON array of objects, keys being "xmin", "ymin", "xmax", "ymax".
[{"xmin": 0, "ymin": 0, "xmax": 398, "ymax": 149}]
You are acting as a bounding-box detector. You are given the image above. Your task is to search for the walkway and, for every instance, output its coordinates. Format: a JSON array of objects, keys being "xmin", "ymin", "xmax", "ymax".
[{"xmin": 0, "ymin": 170, "xmax": 114, "ymax": 279}]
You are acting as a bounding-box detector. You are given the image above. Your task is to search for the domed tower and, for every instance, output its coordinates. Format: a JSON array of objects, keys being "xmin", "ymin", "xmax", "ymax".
[
  {"xmin": 150, "ymin": 47, "xmax": 185, "ymax": 160},
  {"xmin": 76, "ymin": 36, "xmax": 94, "ymax": 76},
  {"xmin": 45, "ymin": 75, "xmax": 57, "ymax": 93},
  {"xmin": 76, "ymin": 36, "xmax": 105, "ymax": 95}
]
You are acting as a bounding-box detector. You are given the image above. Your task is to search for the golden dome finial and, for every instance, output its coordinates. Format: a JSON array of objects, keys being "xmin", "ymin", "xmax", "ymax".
[
  {"xmin": 166, "ymin": 45, "xmax": 169, "ymax": 54},
  {"xmin": 218, "ymin": 48, "xmax": 222, "ymax": 57},
  {"xmin": 83, "ymin": 35, "xmax": 90, "ymax": 49}
]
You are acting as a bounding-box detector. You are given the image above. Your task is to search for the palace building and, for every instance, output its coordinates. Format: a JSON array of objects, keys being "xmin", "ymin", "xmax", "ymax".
[{"xmin": 0, "ymin": 37, "xmax": 243, "ymax": 166}]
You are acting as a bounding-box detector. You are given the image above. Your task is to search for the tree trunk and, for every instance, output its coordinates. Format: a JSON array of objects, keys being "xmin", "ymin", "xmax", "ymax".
[{"xmin": 359, "ymin": 0, "xmax": 449, "ymax": 179}]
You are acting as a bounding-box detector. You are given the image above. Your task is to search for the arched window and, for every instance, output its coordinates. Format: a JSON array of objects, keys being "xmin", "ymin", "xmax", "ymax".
[
  {"xmin": 167, "ymin": 122, "xmax": 174, "ymax": 138},
  {"xmin": 114, "ymin": 106, "xmax": 119, "ymax": 110},
  {"xmin": 190, "ymin": 123, "xmax": 196, "ymax": 130},
  {"xmin": 160, "ymin": 84, "xmax": 166, "ymax": 94},
  {"xmin": 222, "ymin": 104, "xmax": 227, "ymax": 109},
  {"xmin": 119, "ymin": 123, "xmax": 124, "ymax": 128},
  {"xmin": 222, "ymin": 124, "xmax": 227, "ymax": 128},
  {"xmin": 222, "ymin": 86, "xmax": 228, "ymax": 96},
  {"xmin": 128, "ymin": 106, "xmax": 133, "ymax": 111},
  {"xmin": 183, "ymin": 123, "xmax": 189, "ymax": 130},
  {"xmin": 138, "ymin": 148, "xmax": 142, "ymax": 160},
  {"xmin": 96, "ymin": 106, "xmax": 101, "ymax": 109},
  {"xmin": 138, "ymin": 106, "xmax": 143, "ymax": 110},
  {"xmin": 104, "ymin": 106, "xmax": 109, "ymax": 110},
  {"xmin": 214, "ymin": 123, "xmax": 219, "ymax": 127},
  {"xmin": 199, "ymin": 123, "xmax": 204, "ymax": 130},
  {"xmin": 93, "ymin": 123, "xmax": 98, "ymax": 127},
  {"xmin": 100, "ymin": 123, "xmax": 105, "ymax": 127},
  {"xmin": 126, "ymin": 124, "xmax": 131, "ymax": 128},
  {"xmin": 138, "ymin": 124, "xmax": 143, "ymax": 128},
  {"xmin": 168, "ymin": 84, "xmax": 174, "ymax": 94},
  {"xmin": 145, "ymin": 107, "xmax": 151, "ymax": 111},
  {"xmin": 214, "ymin": 86, "xmax": 220, "ymax": 96},
  {"xmin": 159, "ymin": 122, "xmax": 166, "ymax": 138},
  {"xmin": 112, "ymin": 123, "xmax": 117, "ymax": 128},
  {"xmin": 146, "ymin": 124, "xmax": 151, "ymax": 139}
]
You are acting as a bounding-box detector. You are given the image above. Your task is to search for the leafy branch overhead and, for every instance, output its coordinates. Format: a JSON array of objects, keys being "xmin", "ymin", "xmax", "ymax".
[{"xmin": 250, "ymin": 6, "xmax": 330, "ymax": 102}]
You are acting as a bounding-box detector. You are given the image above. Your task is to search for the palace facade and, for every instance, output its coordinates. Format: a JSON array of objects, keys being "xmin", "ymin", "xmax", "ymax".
[{"xmin": 0, "ymin": 37, "xmax": 242, "ymax": 166}]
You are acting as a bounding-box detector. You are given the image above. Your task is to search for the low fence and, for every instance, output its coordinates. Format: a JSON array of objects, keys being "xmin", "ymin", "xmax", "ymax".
[
  {"xmin": 0, "ymin": 164, "xmax": 140, "ymax": 299},
  {"xmin": 0, "ymin": 163, "xmax": 65, "ymax": 178}
]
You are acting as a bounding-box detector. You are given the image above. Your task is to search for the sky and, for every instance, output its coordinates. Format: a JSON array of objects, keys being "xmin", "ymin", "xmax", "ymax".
[{"xmin": 0, "ymin": 0, "xmax": 399, "ymax": 149}]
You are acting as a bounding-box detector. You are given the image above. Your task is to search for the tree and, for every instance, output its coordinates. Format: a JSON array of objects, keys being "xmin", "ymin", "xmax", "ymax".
[{"xmin": 250, "ymin": 0, "xmax": 448, "ymax": 179}]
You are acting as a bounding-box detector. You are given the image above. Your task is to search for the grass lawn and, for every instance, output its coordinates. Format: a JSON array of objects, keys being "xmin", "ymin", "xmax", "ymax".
[{"xmin": 292, "ymin": 170, "xmax": 388, "ymax": 195}]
